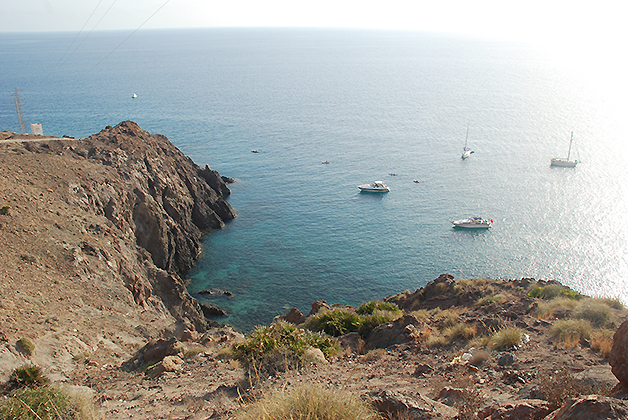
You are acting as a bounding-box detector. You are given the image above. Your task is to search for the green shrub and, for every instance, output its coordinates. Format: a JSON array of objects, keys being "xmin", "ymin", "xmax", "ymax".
[
  {"xmin": 236, "ymin": 383, "xmax": 379, "ymax": 420},
  {"xmin": 528, "ymin": 285, "xmax": 581, "ymax": 300},
  {"xmin": 0, "ymin": 387, "xmax": 80, "ymax": 420},
  {"xmin": 0, "ymin": 205, "xmax": 9, "ymax": 215},
  {"xmin": 232, "ymin": 322, "xmax": 339, "ymax": 380},
  {"xmin": 16, "ymin": 337, "xmax": 35, "ymax": 356},
  {"xmin": 8, "ymin": 365, "xmax": 48, "ymax": 390},
  {"xmin": 356, "ymin": 300, "xmax": 400, "ymax": 315},
  {"xmin": 304, "ymin": 307, "xmax": 400, "ymax": 337}
]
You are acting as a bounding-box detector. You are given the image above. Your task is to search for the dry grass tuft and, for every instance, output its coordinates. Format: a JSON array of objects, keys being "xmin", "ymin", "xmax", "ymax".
[
  {"xmin": 235, "ymin": 383, "xmax": 380, "ymax": 420},
  {"xmin": 363, "ymin": 348, "xmax": 388, "ymax": 362},
  {"xmin": 550, "ymin": 319, "xmax": 592, "ymax": 348},
  {"xmin": 532, "ymin": 297, "xmax": 579, "ymax": 319},
  {"xmin": 574, "ymin": 299, "xmax": 616, "ymax": 328},
  {"xmin": 490, "ymin": 326, "xmax": 525, "ymax": 351},
  {"xmin": 591, "ymin": 329, "xmax": 615, "ymax": 358},
  {"xmin": 539, "ymin": 367, "xmax": 601, "ymax": 410}
]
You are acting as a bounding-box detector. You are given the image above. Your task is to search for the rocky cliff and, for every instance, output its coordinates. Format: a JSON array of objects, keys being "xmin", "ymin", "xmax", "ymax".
[{"xmin": 0, "ymin": 121, "xmax": 235, "ymax": 376}]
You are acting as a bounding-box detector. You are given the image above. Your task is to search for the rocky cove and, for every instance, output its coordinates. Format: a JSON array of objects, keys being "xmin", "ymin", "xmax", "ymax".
[{"xmin": 1, "ymin": 122, "xmax": 628, "ymax": 419}]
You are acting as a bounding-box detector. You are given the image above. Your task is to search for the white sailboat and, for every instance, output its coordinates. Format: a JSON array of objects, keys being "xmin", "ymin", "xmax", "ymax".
[
  {"xmin": 551, "ymin": 132, "xmax": 578, "ymax": 167},
  {"xmin": 461, "ymin": 124, "xmax": 474, "ymax": 160}
]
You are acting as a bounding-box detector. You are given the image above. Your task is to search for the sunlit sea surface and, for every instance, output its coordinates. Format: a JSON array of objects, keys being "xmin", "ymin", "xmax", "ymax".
[{"xmin": 2, "ymin": 28, "xmax": 627, "ymax": 332}]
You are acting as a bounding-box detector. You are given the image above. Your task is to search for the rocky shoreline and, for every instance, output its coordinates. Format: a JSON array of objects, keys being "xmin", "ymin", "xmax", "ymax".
[{"xmin": 2, "ymin": 122, "xmax": 628, "ymax": 419}]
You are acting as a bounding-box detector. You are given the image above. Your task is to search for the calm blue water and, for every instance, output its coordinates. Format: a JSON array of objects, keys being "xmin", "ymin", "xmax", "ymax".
[{"xmin": 2, "ymin": 28, "xmax": 627, "ymax": 332}]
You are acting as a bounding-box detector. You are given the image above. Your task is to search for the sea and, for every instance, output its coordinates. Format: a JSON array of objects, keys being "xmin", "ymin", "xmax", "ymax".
[{"xmin": 1, "ymin": 28, "xmax": 627, "ymax": 332}]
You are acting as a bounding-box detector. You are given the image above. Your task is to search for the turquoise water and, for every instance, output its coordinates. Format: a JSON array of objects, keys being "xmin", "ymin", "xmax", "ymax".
[{"xmin": 1, "ymin": 28, "xmax": 627, "ymax": 332}]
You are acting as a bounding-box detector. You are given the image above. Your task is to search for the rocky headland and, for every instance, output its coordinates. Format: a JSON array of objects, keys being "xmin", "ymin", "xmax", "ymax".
[
  {"xmin": 0, "ymin": 121, "xmax": 236, "ymax": 376},
  {"xmin": 1, "ymin": 122, "xmax": 628, "ymax": 420}
]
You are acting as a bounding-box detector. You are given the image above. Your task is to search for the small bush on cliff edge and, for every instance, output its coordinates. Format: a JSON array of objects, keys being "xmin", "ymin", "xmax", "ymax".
[
  {"xmin": 528, "ymin": 285, "xmax": 581, "ymax": 300},
  {"xmin": 232, "ymin": 322, "xmax": 339, "ymax": 381},
  {"xmin": 304, "ymin": 303, "xmax": 402, "ymax": 337}
]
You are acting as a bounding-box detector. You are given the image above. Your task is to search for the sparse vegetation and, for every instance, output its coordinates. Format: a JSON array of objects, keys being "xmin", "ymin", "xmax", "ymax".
[
  {"xmin": 183, "ymin": 347, "xmax": 205, "ymax": 359},
  {"xmin": 236, "ymin": 383, "xmax": 380, "ymax": 420},
  {"xmin": 538, "ymin": 367, "xmax": 601, "ymax": 410},
  {"xmin": 16, "ymin": 337, "xmax": 35, "ymax": 356},
  {"xmin": 591, "ymin": 329, "xmax": 615, "ymax": 358},
  {"xmin": 232, "ymin": 322, "xmax": 339, "ymax": 381},
  {"xmin": 532, "ymin": 297, "xmax": 579, "ymax": 319},
  {"xmin": 528, "ymin": 284, "xmax": 581, "ymax": 300},
  {"xmin": 304, "ymin": 304, "xmax": 401, "ymax": 337},
  {"xmin": 574, "ymin": 299, "xmax": 616, "ymax": 328},
  {"xmin": 550, "ymin": 319, "xmax": 592, "ymax": 348},
  {"xmin": 357, "ymin": 300, "xmax": 401, "ymax": 316},
  {"xmin": 489, "ymin": 326, "xmax": 526, "ymax": 351},
  {"xmin": 0, "ymin": 386, "xmax": 94, "ymax": 420},
  {"xmin": 7, "ymin": 365, "xmax": 48, "ymax": 390},
  {"xmin": 0, "ymin": 205, "xmax": 9, "ymax": 215},
  {"xmin": 476, "ymin": 293, "xmax": 507, "ymax": 306}
]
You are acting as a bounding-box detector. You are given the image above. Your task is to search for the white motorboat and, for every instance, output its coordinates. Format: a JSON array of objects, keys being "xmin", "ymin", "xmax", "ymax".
[
  {"xmin": 451, "ymin": 217, "xmax": 492, "ymax": 229},
  {"xmin": 358, "ymin": 181, "xmax": 390, "ymax": 192},
  {"xmin": 551, "ymin": 132, "xmax": 578, "ymax": 167}
]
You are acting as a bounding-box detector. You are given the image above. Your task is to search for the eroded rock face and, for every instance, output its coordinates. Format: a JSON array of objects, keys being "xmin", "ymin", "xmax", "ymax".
[
  {"xmin": 366, "ymin": 314, "xmax": 424, "ymax": 349},
  {"xmin": 543, "ymin": 395, "xmax": 628, "ymax": 420},
  {"xmin": 610, "ymin": 320, "xmax": 628, "ymax": 388},
  {"xmin": 478, "ymin": 399, "xmax": 552, "ymax": 420},
  {"xmin": 77, "ymin": 121, "xmax": 236, "ymax": 275},
  {"xmin": 11, "ymin": 121, "xmax": 236, "ymax": 335}
]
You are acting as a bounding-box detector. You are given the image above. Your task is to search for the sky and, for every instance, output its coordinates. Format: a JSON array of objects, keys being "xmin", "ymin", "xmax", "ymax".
[{"xmin": 1, "ymin": 0, "xmax": 626, "ymax": 47}]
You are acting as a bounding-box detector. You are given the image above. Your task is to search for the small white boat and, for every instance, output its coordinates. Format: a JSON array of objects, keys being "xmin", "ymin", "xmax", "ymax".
[
  {"xmin": 451, "ymin": 217, "xmax": 492, "ymax": 229},
  {"xmin": 358, "ymin": 181, "xmax": 390, "ymax": 192},
  {"xmin": 132, "ymin": 93, "xmax": 137, "ymax": 98},
  {"xmin": 551, "ymin": 132, "xmax": 578, "ymax": 167},
  {"xmin": 461, "ymin": 123, "xmax": 474, "ymax": 160}
]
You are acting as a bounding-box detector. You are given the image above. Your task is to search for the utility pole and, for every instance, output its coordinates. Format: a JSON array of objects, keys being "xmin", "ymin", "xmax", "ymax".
[{"xmin": 11, "ymin": 87, "xmax": 26, "ymax": 135}]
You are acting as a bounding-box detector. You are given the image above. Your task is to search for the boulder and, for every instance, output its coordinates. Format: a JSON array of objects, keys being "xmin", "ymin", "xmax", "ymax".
[
  {"xmin": 478, "ymin": 399, "xmax": 552, "ymax": 420},
  {"xmin": 302, "ymin": 348, "xmax": 327, "ymax": 365},
  {"xmin": 366, "ymin": 314, "xmax": 423, "ymax": 349},
  {"xmin": 543, "ymin": 395, "xmax": 628, "ymax": 420},
  {"xmin": 308, "ymin": 300, "xmax": 330, "ymax": 316},
  {"xmin": 199, "ymin": 302, "xmax": 227, "ymax": 318},
  {"xmin": 337, "ymin": 332, "xmax": 364, "ymax": 354},
  {"xmin": 413, "ymin": 363, "xmax": 433, "ymax": 376},
  {"xmin": 141, "ymin": 337, "xmax": 181, "ymax": 364},
  {"xmin": 146, "ymin": 355, "xmax": 184, "ymax": 377},
  {"xmin": 367, "ymin": 389, "xmax": 455, "ymax": 419},
  {"xmin": 609, "ymin": 320, "xmax": 628, "ymax": 388},
  {"xmin": 275, "ymin": 307, "xmax": 306, "ymax": 325}
]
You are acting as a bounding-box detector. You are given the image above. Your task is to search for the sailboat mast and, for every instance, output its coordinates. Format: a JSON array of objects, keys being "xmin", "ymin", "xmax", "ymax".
[{"xmin": 567, "ymin": 131, "xmax": 573, "ymax": 160}]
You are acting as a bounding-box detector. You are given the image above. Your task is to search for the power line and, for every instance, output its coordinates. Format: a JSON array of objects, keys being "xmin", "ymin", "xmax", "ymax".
[
  {"xmin": 83, "ymin": 0, "xmax": 172, "ymax": 76},
  {"xmin": 36, "ymin": 0, "xmax": 106, "ymax": 89},
  {"xmin": 11, "ymin": 88, "xmax": 26, "ymax": 135}
]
